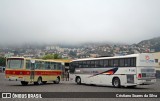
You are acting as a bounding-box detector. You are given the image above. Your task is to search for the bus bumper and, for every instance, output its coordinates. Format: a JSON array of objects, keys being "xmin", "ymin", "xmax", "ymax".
[
  {"xmin": 6, "ymin": 76, "xmax": 25, "ymax": 81},
  {"xmin": 137, "ymin": 79, "xmax": 156, "ymax": 85}
]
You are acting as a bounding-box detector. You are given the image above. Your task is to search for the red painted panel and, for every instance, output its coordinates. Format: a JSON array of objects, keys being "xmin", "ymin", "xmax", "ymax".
[
  {"xmin": 5, "ymin": 70, "xmax": 62, "ymax": 76},
  {"xmin": 5, "ymin": 70, "xmax": 30, "ymax": 75}
]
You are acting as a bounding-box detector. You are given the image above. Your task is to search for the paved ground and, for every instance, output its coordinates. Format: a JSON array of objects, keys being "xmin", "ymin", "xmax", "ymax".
[{"xmin": 0, "ymin": 73, "xmax": 159, "ymax": 101}]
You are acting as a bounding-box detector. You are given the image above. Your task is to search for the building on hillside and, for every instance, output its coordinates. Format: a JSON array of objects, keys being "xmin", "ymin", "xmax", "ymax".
[
  {"xmin": 4, "ymin": 52, "xmax": 14, "ymax": 58},
  {"xmin": 152, "ymin": 52, "xmax": 160, "ymax": 70},
  {"xmin": 90, "ymin": 54, "xmax": 99, "ymax": 58}
]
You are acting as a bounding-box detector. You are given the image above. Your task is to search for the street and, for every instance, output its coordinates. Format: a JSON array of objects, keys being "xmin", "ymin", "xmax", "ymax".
[{"xmin": 0, "ymin": 73, "xmax": 159, "ymax": 101}]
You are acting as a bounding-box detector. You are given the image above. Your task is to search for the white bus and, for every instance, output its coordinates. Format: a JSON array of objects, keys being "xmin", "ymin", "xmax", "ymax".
[{"xmin": 69, "ymin": 53, "xmax": 156, "ymax": 87}]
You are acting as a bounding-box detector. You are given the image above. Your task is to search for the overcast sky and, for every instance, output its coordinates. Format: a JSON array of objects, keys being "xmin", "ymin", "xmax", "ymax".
[{"xmin": 0, "ymin": 0, "xmax": 160, "ymax": 45}]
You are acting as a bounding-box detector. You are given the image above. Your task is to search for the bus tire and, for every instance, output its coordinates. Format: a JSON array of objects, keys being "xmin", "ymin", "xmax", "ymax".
[
  {"xmin": 76, "ymin": 77, "xmax": 81, "ymax": 85},
  {"xmin": 37, "ymin": 77, "xmax": 42, "ymax": 85},
  {"xmin": 54, "ymin": 77, "xmax": 60, "ymax": 84},
  {"xmin": 21, "ymin": 81, "xmax": 28, "ymax": 86},
  {"xmin": 112, "ymin": 77, "xmax": 121, "ymax": 88}
]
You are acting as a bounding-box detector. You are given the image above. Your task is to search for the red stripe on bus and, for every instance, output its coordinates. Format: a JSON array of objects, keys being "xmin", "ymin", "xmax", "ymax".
[
  {"xmin": 35, "ymin": 71, "xmax": 62, "ymax": 75},
  {"xmin": 5, "ymin": 70, "xmax": 62, "ymax": 76},
  {"xmin": 5, "ymin": 70, "xmax": 30, "ymax": 75}
]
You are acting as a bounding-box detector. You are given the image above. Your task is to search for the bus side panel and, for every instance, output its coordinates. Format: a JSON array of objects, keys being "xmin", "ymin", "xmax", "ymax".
[
  {"xmin": 96, "ymin": 74, "xmax": 112, "ymax": 86},
  {"xmin": 69, "ymin": 74, "xmax": 75, "ymax": 82},
  {"xmin": 24, "ymin": 75, "xmax": 31, "ymax": 82},
  {"xmin": 33, "ymin": 70, "xmax": 62, "ymax": 82},
  {"xmin": 80, "ymin": 74, "xmax": 91, "ymax": 84},
  {"xmin": 87, "ymin": 74, "xmax": 99, "ymax": 84},
  {"xmin": 33, "ymin": 75, "xmax": 56, "ymax": 82}
]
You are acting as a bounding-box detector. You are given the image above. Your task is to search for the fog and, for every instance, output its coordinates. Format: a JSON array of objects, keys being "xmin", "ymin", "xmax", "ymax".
[{"xmin": 0, "ymin": 0, "xmax": 160, "ymax": 45}]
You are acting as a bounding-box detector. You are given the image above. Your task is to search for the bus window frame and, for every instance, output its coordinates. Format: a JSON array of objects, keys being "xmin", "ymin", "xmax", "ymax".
[{"xmin": 8, "ymin": 59, "xmax": 24, "ymax": 69}]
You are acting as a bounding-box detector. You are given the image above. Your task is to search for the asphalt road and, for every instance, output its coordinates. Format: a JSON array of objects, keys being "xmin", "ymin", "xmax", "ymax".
[{"xmin": 0, "ymin": 73, "xmax": 159, "ymax": 101}]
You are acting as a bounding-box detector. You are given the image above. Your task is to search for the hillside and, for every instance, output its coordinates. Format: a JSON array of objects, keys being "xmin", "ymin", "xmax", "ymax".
[{"xmin": 138, "ymin": 36, "xmax": 160, "ymax": 52}]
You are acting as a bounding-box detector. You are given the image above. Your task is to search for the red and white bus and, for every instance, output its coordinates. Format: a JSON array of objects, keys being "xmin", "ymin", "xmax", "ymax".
[{"xmin": 5, "ymin": 57, "xmax": 64, "ymax": 85}]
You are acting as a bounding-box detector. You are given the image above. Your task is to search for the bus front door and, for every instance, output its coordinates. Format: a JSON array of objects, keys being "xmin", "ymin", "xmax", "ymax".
[{"xmin": 30, "ymin": 63, "xmax": 35, "ymax": 82}]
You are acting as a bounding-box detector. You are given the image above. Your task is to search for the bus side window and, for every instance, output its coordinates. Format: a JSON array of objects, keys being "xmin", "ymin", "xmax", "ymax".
[
  {"xmin": 90, "ymin": 61, "xmax": 95, "ymax": 68},
  {"xmin": 83, "ymin": 61, "xmax": 87, "ymax": 68},
  {"xmin": 47, "ymin": 65, "xmax": 51, "ymax": 69},
  {"xmin": 35, "ymin": 61, "xmax": 40, "ymax": 69},
  {"xmin": 87, "ymin": 61, "xmax": 90, "ymax": 68},
  {"xmin": 110, "ymin": 59, "xmax": 114, "ymax": 67},
  {"xmin": 74, "ymin": 62, "xmax": 78, "ymax": 68},
  {"xmin": 95, "ymin": 60, "xmax": 101, "ymax": 68},
  {"xmin": 38, "ymin": 62, "xmax": 42, "ymax": 69},
  {"xmin": 41, "ymin": 62, "xmax": 44, "ymax": 70},
  {"xmin": 58, "ymin": 63, "xmax": 61, "ymax": 70},
  {"xmin": 131, "ymin": 58, "xmax": 136, "ymax": 67},
  {"xmin": 39, "ymin": 62, "xmax": 43, "ymax": 70},
  {"xmin": 104, "ymin": 60, "xmax": 108, "ymax": 67},
  {"xmin": 56, "ymin": 63, "xmax": 59, "ymax": 70},
  {"xmin": 35, "ymin": 62, "xmax": 37, "ymax": 69},
  {"xmin": 100, "ymin": 60, "xmax": 104, "ymax": 67},
  {"xmin": 50, "ymin": 62, "xmax": 54, "ymax": 70},
  {"xmin": 114, "ymin": 59, "xmax": 119, "ymax": 67},
  {"xmin": 26, "ymin": 60, "xmax": 31, "ymax": 69},
  {"xmin": 54, "ymin": 64, "xmax": 57, "ymax": 70},
  {"xmin": 119, "ymin": 59, "xmax": 125, "ymax": 67},
  {"xmin": 79, "ymin": 62, "xmax": 83, "ymax": 68},
  {"xmin": 124, "ymin": 59, "xmax": 128, "ymax": 66},
  {"xmin": 45, "ymin": 62, "xmax": 50, "ymax": 70},
  {"xmin": 55, "ymin": 63, "xmax": 61, "ymax": 70},
  {"xmin": 125, "ymin": 58, "xmax": 131, "ymax": 67},
  {"xmin": 47, "ymin": 62, "xmax": 51, "ymax": 70}
]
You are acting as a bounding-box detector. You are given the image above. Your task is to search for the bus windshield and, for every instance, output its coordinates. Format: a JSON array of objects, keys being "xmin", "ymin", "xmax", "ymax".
[{"xmin": 7, "ymin": 59, "xmax": 24, "ymax": 69}]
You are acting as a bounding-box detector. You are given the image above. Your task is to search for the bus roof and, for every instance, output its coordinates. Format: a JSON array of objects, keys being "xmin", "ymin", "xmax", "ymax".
[
  {"xmin": 72, "ymin": 53, "xmax": 153, "ymax": 62},
  {"xmin": 7, "ymin": 57, "xmax": 72, "ymax": 63},
  {"xmin": 46, "ymin": 59, "xmax": 72, "ymax": 63}
]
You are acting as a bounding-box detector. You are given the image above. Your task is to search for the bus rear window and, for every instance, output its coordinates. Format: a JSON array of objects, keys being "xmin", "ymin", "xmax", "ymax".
[{"xmin": 7, "ymin": 59, "xmax": 24, "ymax": 69}]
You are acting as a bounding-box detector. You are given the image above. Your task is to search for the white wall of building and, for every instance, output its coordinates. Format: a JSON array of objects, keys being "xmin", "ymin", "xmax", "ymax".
[{"xmin": 152, "ymin": 52, "xmax": 160, "ymax": 70}]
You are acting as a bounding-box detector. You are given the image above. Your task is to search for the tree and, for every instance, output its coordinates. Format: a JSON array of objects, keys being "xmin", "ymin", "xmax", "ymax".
[
  {"xmin": 42, "ymin": 54, "xmax": 62, "ymax": 60},
  {"xmin": 54, "ymin": 54, "xmax": 62, "ymax": 59},
  {"xmin": 0, "ymin": 57, "xmax": 6, "ymax": 66}
]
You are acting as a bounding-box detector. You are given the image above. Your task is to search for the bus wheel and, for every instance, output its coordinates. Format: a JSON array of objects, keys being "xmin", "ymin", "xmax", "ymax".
[
  {"xmin": 54, "ymin": 77, "xmax": 60, "ymax": 84},
  {"xmin": 21, "ymin": 81, "xmax": 28, "ymax": 86},
  {"xmin": 76, "ymin": 77, "xmax": 81, "ymax": 85},
  {"xmin": 37, "ymin": 77, "xmax": 42, "ymax": 85},
  {"xmin": 112, "ymin": 78, "xmax": 121, "ymax": 88}
]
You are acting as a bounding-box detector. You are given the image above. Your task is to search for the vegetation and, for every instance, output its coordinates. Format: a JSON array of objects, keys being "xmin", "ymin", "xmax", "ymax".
[
  {"xmin": 42, "ymin": 54, "xmax": 62, "ymax": 60},
  {"xmin": 138, "ymin": 36, "xmax": 160, "ymax": 52},
  {"xmin": 0, "ymin": 57, "xmax": 6, "ymax": 66}
]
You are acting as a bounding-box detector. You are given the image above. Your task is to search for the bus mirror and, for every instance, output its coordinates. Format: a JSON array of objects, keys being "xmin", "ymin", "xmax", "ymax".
[{"xmin": 31, "ymin": 60, "xmax": 35, "ymax": 63}]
